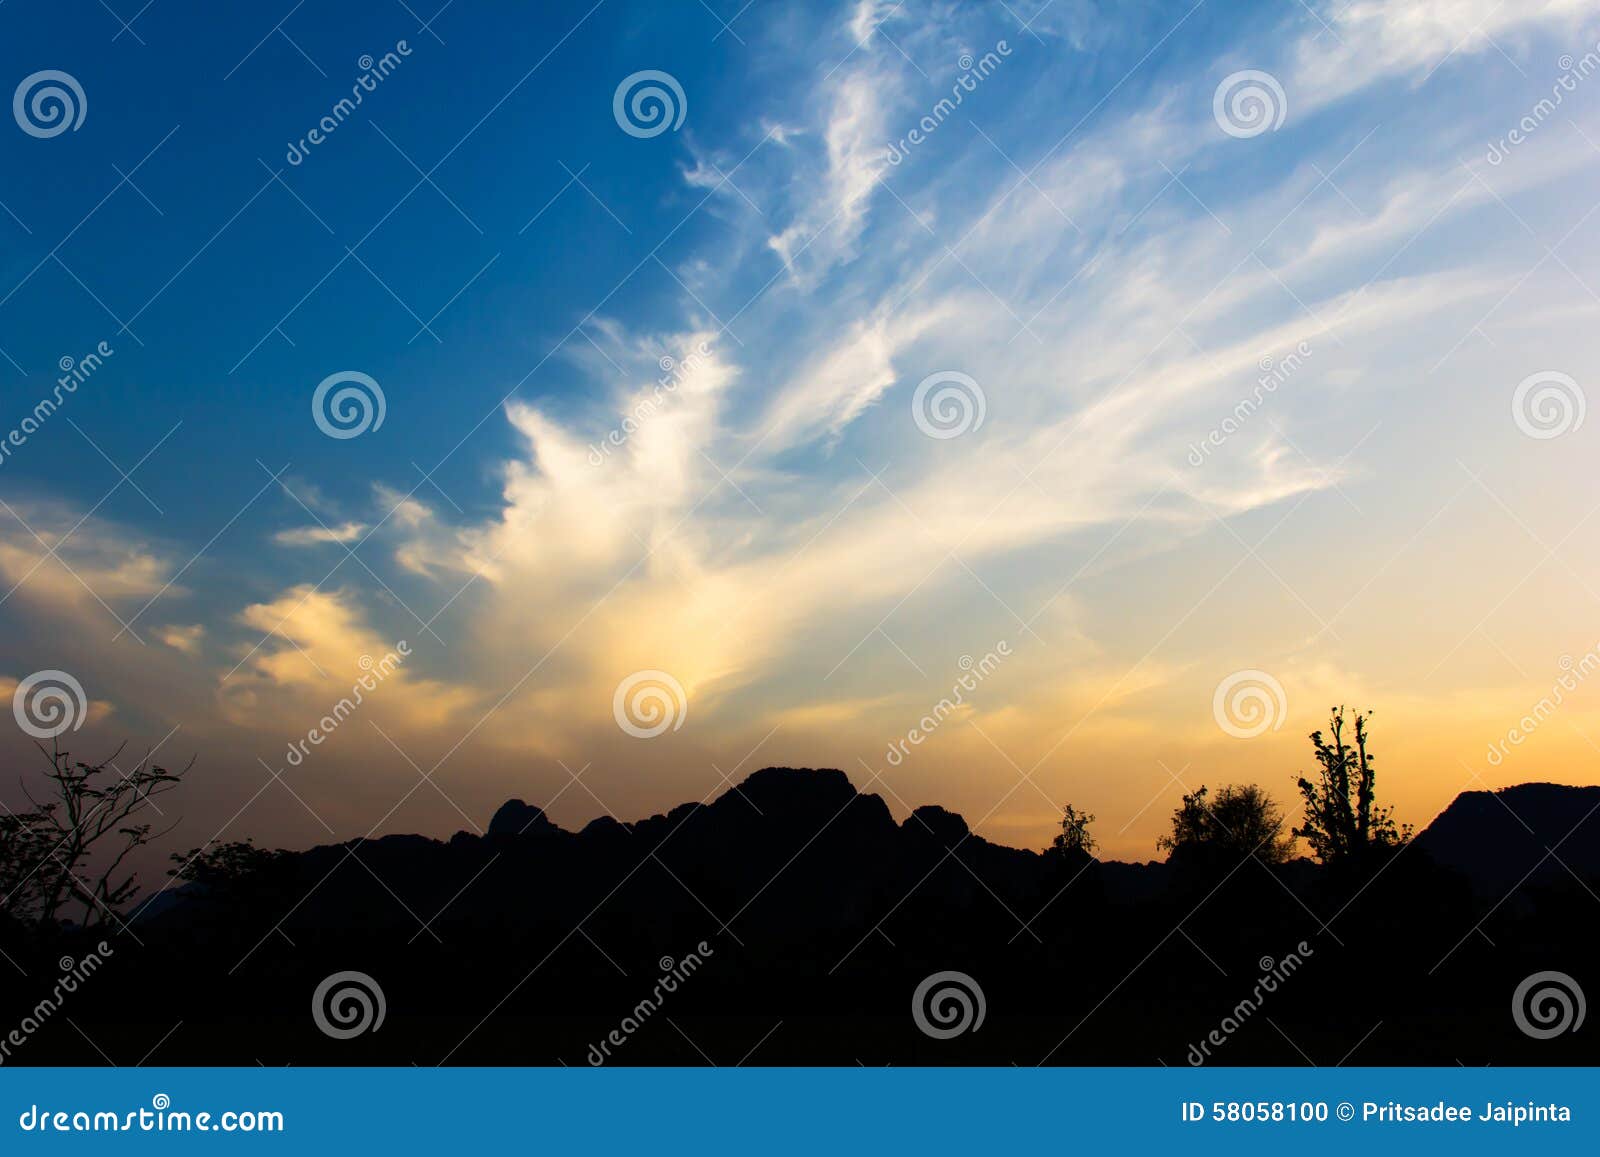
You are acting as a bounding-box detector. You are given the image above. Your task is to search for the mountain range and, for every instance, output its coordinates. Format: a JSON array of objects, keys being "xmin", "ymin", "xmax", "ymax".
[{"xmin": 4, "ymin": 767, "xmax": 1595, "ymax": 1065}]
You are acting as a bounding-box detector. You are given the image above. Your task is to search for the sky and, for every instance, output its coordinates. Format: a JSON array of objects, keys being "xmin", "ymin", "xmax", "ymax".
[{"xmin": 2, "ymin": 0, "xmax": 1600, "ymax": 869}]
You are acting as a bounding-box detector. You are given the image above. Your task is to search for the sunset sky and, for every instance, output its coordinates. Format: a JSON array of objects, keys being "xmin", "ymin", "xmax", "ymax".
[{"xmin": 3, "ymin": 0, "xmax": 1599, "ymax": 868}]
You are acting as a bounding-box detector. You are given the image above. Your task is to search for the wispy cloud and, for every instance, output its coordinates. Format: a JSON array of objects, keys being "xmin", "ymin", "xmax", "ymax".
[
  {"xmin": 273, "ymin": 521, "xmax": 369, "ymax": 547},
  {"xmin": 7, "ymin": 0, "xmax": 1600, "ymax": 857},
  {"xmin": 154, "ymin": 623, "xmax": 206, "ymax": 655}
]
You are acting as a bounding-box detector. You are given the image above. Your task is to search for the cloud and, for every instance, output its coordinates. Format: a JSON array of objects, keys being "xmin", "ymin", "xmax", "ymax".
[
  {"xmin": 1292, "ymin": 0, "xmax": 1600, "ymax": 110},
  {"xmin": 765, "ymin": 68, "xmax": 900, "ymax": 280},
  {"xmin": 0, "ymin": 502, "xmax": 174, "ymax": 609},
  {"xmin": 0, "ymin": 673, "xmax": 117, "ymax": 729},
  {"xmin": 350, "ymin": 0, "xmax": 1567, "ymax": 782},
  {"xmin": 7, "ymin": 0, "xmax": 1597, "ymax": 856},
  {"xmin": 155, "ymin": 624, "xmax": 206, "ymax": 655},
  {"xmin": 221, "ymin": 587, "xmax": 476, "ymax": 738},
  {"xmin": 758, "ymin": 304, "xmax": 959, "ymax": 450},
  {"xmin": 273, "ymin": 521, "xmax": 368, "ymax": 547}
]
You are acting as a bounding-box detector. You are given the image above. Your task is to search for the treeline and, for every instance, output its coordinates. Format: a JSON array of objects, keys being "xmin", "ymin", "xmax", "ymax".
[{"xmin": 1053, "ymin": 707, "xmax": 1413, "ymax": 873}]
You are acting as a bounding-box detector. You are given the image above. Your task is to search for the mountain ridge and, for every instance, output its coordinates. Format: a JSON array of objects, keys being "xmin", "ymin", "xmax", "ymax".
[
  {"xmin": 248, "ymin": 767, "xmax": 1600, "ymax": 889},
  {"xmin": 11, "ymin": 766, "xmax": 1593, "ymax": 1065}
]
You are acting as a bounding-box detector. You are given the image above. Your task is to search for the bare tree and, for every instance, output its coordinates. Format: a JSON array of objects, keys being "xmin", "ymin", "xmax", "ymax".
[{"xmin": 5, "ymin": 743, "xmax": 191, "ymax": 930}]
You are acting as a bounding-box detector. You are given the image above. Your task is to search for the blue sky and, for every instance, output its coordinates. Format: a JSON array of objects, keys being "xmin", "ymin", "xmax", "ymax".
[{"xmin": 4, "ymin": 0, "xmax": 1600, "ymax": 862}]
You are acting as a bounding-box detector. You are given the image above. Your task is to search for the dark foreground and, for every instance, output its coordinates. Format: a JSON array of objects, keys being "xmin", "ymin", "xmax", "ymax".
[{"xmin": 2, "ymin": 770, "xmax": 1596, "ymax": 1066}]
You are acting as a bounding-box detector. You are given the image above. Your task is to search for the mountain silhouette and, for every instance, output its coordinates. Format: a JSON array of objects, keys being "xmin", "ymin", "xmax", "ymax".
[
  {"xmin": 1413, "ymin": 782, "xmax": 1600, "ymax": 897},
  {"xmin": 2, "ymin": 767, "xmax": 1595, "ymax": 1066},
  {"xmin": 486, "ymin": 798, "xmax": 556, "ymax": 837}
]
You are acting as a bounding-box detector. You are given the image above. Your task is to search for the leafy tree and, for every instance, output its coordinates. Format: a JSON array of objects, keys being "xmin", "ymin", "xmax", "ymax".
[
  {"xmin": 1294, "ymin": 707, "xmax": 1411, "ymax": 865},
  {"xmin": 1158, "ymin": 783, "xmax": 1295, "ymax": 867},
  {"xmin": 0, "ymin": 805, "xmax": 58, "ymax": 921},
  {"xmin": 1050, "ymin": 803, "xmax": 1097, "ymax": 857},
  {"xmin": 168, "ymin": 839, "xmax": 296, "ymax": 909},
  {"xmin": 3, "ymin": 743, "xmax": 191, "ymax": 929}
]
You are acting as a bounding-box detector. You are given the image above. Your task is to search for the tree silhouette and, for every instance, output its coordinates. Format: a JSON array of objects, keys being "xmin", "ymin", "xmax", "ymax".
[
  {"xmin": 1157, "ymin": 783, "xmax": 1295, "ymax": 867},
  {"xmin": 0, "ymin": 805, "xmax": 57, "ymax": 922},
  {"xmin": 1049, "ymin": 803, "xmax": 1097, "ymax": 857},
  {"xmin": 168, "ymin": 838, "xmax": 296, "ymax": 913},
  {"xmin": 1294, "ymin": 707, "xmax": 1411, "ymax": 866},
  {"xmin": 4, "ymin": 743, "xmax": 191, "ymax": 929}
]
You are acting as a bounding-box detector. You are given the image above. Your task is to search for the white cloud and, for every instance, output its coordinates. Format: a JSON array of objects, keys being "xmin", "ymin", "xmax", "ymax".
[
  {"xmin": 1292, "ymin": 0, "xmax": 1600, "ymax": 110},
  {"xmin": 273, "ymin": 521, "xmax": 368, "ymax": 547},
  {"xmin": 349, "ymin": 0, "xmax": 1572, "ymax": 771},
  {"xmin": 766, "ymin": 69, "xmax": 900, "ymax": 280}
]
